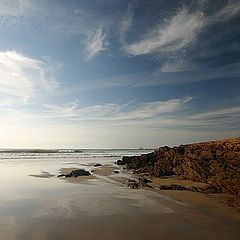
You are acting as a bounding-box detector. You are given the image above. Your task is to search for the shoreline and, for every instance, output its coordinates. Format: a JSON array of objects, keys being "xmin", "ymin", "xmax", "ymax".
[
  {"xmin": 1, "ymin": 153, "xmax": 240, "ymax": 239},
  {"xmin": 52, "ymin": 160, "xmax": 240, "ymax": 214}
]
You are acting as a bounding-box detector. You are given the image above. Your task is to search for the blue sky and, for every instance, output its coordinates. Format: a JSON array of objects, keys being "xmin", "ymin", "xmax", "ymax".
[{"xmin": 0, "ymin": 0, "xmax": 239, "ymax": 148}]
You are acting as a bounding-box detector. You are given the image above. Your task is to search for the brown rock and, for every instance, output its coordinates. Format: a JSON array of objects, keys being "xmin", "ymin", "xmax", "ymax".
[
  {"xmin": 122, "ymin": 137, "xmax": 240, "ymax": 205},
  {"xmin": 58, "ymin": 169, "xmax": 91, "ymax": 178}
]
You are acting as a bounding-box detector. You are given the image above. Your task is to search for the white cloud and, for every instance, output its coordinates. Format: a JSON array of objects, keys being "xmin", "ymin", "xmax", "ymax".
[
  {"xmin": 124, "ymin": 104, "xmax": 240, "ymax": 130},
  {"xmin": 150, "ymin": 105, "xmax": 240, "ymax": 130},
  {"xmin": 42, "ymin": 97, "xmax": 192, "ymax": 121},
  {"xmin": 126, "ymin": 97, "xmax": 192, "ymax": 119},
  {"xmin": 120, "ymin": 3, "xmax": 133, "ymax": 42},
  {"xmin": 141, "ymin": 62, "xmax": 240, "ymax": 86},
  {"xmin": 197, "ymin": 0, "xmax": 209, "ymax": 8},
  {"xmin": 124, "ymin": 8, "xmax": 205, "ymax": 56},
  {"xmin": 85, "ymin": 25, "xmax": 109, "ymax": 60},
  {"xmin": 43, "ymin": 101, "xmax": 120, "ymax": 120},
  {"xmin": 43, "ymin": 101, "xmax": 80, "ymax": 118},
  {"xmin": 34, "ymin": 97, "xmax": 240, "ymax": 133},
  {"xmin": 123, "ymin": 1, "xmax": 240, "ymax": 57},
  {"xmin": 213, "ymin": 0, "xmax": 240, "ymax": 21},
  {"xmin": 0, "ymin": 51, "xmax": 59, "ymax": 103},
  {"xmin": 160, "ymin": 59, "xmax": 196, "ymax": 73},
  {"xmin": 188, "ymin": 106, "xmax": 240, "ymax": 120}
]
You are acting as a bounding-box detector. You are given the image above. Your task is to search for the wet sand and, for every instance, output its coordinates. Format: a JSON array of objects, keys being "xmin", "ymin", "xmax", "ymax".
[{"xmin": 0, "ymin": 161, "xmax": 240, "ymax": 240}]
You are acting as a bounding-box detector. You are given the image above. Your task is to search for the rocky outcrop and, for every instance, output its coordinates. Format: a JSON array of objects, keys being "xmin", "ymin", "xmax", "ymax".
[{"xmin": 119, "ymin": 138, "xmax": 240, "ymax": 203}]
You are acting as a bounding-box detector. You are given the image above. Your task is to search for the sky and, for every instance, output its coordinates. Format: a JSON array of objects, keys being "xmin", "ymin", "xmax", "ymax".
[{"xmin": 0, "ymin": 0, "xmax": 239, "ymax": 149}]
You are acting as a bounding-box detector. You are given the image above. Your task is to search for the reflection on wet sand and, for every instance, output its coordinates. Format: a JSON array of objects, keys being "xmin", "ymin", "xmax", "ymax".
[
  {"xmin": 29, "ymin": 171, "xmax": 55, "ymax": 178},
  {"xmin": 0, "ymin": 158, "xmax": 240, "ymax": 240}
]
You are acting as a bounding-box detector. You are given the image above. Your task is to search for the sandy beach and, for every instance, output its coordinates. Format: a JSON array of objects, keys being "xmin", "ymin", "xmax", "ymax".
[{"xmin": 0, "ymin": 152, "xmax": 239, "ymax": 240}]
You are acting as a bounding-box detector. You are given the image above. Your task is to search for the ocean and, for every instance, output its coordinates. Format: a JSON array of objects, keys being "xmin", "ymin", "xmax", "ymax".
[{"xmin": 0, "ymin": 148, "xmax": 153, "ymax": 160}]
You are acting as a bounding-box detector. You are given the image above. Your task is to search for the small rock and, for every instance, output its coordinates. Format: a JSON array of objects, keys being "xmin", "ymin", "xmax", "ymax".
[
  {"xmin": 58, "ymin": 169, "xmax": 91, "ymax": 178},
  {"xmin": 65, "ymin": 174, "xmax": 72, "ymax": 178},
  {"xmin": 201, "ymin": 185, "xmax": 222, "ymax": 194},
  {"xmin": 93, "ymin": 163, "xmax": 102, "ymax": 167},
  {"xmin": 116, "ymin": 160, "xmax": 124, "ymax": 165},
  {"xmin": 128, "ymin": 178, "xmax": 137, "ymax": 182},
  {"xmin": 139, "ymin": 177, "xmax": 152, "ymax": 183},
  {"xmin": 113, "ymin": 170, "xmax": 120, "ymax": 174},
  {"xmin": 125, "ymin": 178, "xmax": 140, "ymax": 189},
  {"xmin": 127, "ymin": 182, "xmax": 139, "ymax": 189},
  {"xmin": 71, "ymin": 169, "xmax": 91, "ymax": 177}
]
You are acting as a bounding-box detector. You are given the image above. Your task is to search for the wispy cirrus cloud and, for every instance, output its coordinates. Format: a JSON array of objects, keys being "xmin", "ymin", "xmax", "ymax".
[
  {"xmin": 126, "ymin": 97, "xmax": 192, "ymax": 119},
  {"xmin": 170, "ymin": 105, "xmax": 240, "ymax": 131},
  {"xmin": 119, "ymin": 3, "xmax": 133, "ymax": 42},
  {"xmin": 0, "ymin": 51, "xmax": 59, "ymax": 104},
  {"xmin": 42, "ymin": 97, "xmax": 192, "ymax": 121},
  {"xmin": 43, "ymin": 101, "xmax": 127, "ymax": 120},
  {"xmin": 119, "ymin": 0, "xmax": 240, "ymax": 86},
  {"xmin": 74, "ymin": 62, "xmax": 239, "ymax": 88},
  {"xmin": 84, "ymin": 25, "xmax": 109, "ymax": 60},
  {"xmin": 15, "ymin": 96, "xmax": 240, "ymax": 131},
  {"xmin": 160, "ymin": 59, "xmax": 197, "ymax": 73},
  {"xmin": 123, "ymin": 0, "xmax": 240, "ymax": 58},
  {"xmin": 42, "ymin": 100, "xmax": 80, "ymax": 118},
  {"xmin": 188, "ymin": 105, "xmax": 240, "ymax": 121},
  {"xmin": 212, "ymin": 0, "xmax": 240, "ymax": 21},
  {"xmin": 153, "ymin": 62, "xmax": 240, "ymax": 85},
  {"xmin": 2, "ymin": 96, "xmax": 239, "ymax": 133},
  {"xmin": 124, "ymin": 7, "xmax": 205, "ymax": 56}
]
